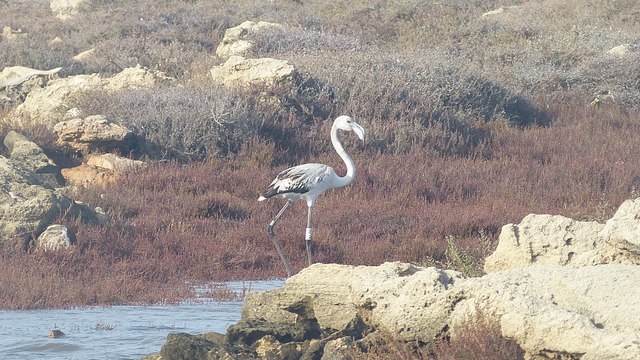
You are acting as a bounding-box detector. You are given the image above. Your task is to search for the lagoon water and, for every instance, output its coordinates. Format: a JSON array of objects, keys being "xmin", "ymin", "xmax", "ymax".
[{"xmin": 0, "ymin": 280, "xmax": 284, "ymax": 360}]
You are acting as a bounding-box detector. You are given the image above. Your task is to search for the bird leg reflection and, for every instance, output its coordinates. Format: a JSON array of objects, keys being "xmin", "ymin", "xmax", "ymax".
[{"xmin": 267, "ymin": 200, "xmax": 293, "ymax": 277}]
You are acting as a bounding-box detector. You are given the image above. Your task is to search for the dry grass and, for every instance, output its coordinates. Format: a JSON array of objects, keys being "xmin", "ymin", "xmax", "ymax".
[{"xmin": 355, "ymin": 310, "xmax": 524, "ymax": 359}]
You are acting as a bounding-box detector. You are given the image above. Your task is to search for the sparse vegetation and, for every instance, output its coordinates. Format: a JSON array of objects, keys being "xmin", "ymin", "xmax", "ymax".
[
  {"xmin": 354, "ymin": 310, "xmax": 524, "ymax": 359},
  {"xmin": 1, "ymin": 0, "xmax": 640, "ymax": 316}
]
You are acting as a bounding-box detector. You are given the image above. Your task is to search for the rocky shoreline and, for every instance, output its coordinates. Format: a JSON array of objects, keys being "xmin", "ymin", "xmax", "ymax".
[{"xmin": 147, "ymin": 198, "xmax": 640, "ymax": 360}]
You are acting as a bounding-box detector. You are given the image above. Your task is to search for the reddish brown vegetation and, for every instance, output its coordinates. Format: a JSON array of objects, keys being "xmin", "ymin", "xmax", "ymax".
[
  {"xmin": 355, "ymin": 311, "xmax": 524, "ymax": 359},
  {"xmin": 2, "ymin": 100, "xmax": 638, "ymax": 309}
]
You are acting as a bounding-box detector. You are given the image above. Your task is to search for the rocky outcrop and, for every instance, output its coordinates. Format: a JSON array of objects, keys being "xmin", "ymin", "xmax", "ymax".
[
  {"xmin": 484, "ymin": 198, "xmax": 640, "ymax": 272},
  {"xmin": 10, "ymin": 65, "xmax": 172, "ymax": 129},
  {"xmin": 216, "ymin": 21, "xmax": 282, "ymax": 59},
  {"xmin": 150, "ymin": 197, "xmax": 640, "ymax": 360},
  {"xmin": 210, "ymin": 55, "xmax": 299, "ymax": 89},
  {"xmin": 0, "ymin": 133, "xmax": 98, "ymax": 248}
]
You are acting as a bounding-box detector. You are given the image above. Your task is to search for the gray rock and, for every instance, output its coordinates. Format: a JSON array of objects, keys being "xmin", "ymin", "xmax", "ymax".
[
  {"xmin": 159, "ymin": 332, "xmax": 220, "ymax": 360},
  {"xmin": 3, "ymin": 130, "xmax": 63, "ymax": 188},
  {"xmin": 0, "ymin": 155, "xmax": 97, "ymax": 249}
]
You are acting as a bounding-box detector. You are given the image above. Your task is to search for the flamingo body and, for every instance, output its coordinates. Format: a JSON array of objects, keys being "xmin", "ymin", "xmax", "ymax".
[{"xmin": 258, "ymin": 115, "xmax": 365, "ymax": 277}]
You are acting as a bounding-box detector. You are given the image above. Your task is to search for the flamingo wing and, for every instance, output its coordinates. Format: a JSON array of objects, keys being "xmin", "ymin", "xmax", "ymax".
[{"xmin": 260, "ymin": 163, "xmax": 331, "ymax": 199}]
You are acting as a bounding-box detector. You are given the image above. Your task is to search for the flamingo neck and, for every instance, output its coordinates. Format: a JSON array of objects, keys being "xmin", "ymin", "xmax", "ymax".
[{"xmin": 331, "ymin": 123, "xmax": 355, "ymax": 188}]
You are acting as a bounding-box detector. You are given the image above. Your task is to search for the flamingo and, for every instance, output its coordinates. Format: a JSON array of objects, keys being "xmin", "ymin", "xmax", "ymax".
[{"xmin": 258, "ymin": 115, "xmax": 365, "ymax": 277}]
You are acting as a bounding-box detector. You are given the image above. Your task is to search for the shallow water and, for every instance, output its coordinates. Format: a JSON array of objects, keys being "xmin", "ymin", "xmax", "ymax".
[{"xmin": 0, "ymin": 280, "xmax": 284, "ymax": 360}]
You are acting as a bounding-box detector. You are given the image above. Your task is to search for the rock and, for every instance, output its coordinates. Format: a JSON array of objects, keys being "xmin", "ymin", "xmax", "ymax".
[
  {"xmin": 48, "ymin": 329, "xmax": 64, "ymax": 338},
  {"xmin": 72, "ymin": 48, "xmax": 96, "ymax": 63},
  {"xmin": 95, "ymin": 206, "xmax": 109, "ymax": 225},
  {"xmin": 54, "ymin": 115, "xmax": 138, "ymax": 155},
  {"xmin": 607, "ymin": 44, "xmax": 632, "ymax": 57},
  {"xmin": 0, "ymin": 155, "xmax": 97, "ymax": 249},
  {"xmin": 11, "ymin": 65, "xmax": 172, "ymax": 129},
  {"xmin": 49, "ymin": 36, "xmax": 64, "ymax": 47},
  {"xmin": 103, "ymin": 65, "xmax": 173, "ymax": 92},
  {"xmin": 599, "ymin": 197, "xmax": 640, "ymax": 244},
  {"xmin": 243, "ymin": 262, "xmax": 462, "ymax": 342},
  {"xmin": 484, "ymin": 201, "xmax": 640, "ymax": 273},
  {"xmin": 216, "ymin": 21, "xmax": 282, "ymax": 59},
  {"xmin": 36, "ymin": 224, "xmax": 72, "ymax": 251},
  {"xmin": 321, "ymin": 337, "xmax": 358, "ymax": 360},
  {"xmin": 86, "ymin": 153, "xmax": 146, "ymax": 172},
  {"xmin": 3, "ymin": 130, "xmax": 63, "ymax": 188},
  {"xmin": 0, "ymin": 66, "xmax": 61, "ymax": 109},
  {"xmin": 159, "ymin": 332, "xmax": 221, "ymax": 360},
  {"xmin": 61, "ymin": 154, "xmax": 144, "ymax": 189},
  {"xmin": 0, "ymin": 66, "xmax": 61, "ymax": 90},
  {"xmin": 481, "ymin": 6, "xmax": 521, "ymax": 17},
  {"xmin": 226, "ymin": 317, "xmax": 320, "ymax": 346},
  {"xmin": 50, "ymin": 0, "xmax": 88, "ymax": 20},
  {"xmin": 1, "ymin": 26, "xmax": 25, "ymax": 41},
  {"xmin": 210, "ymin": 55, "xmax": 299, "ymax": 89},
  {"xmin": 243, "ymin": 262, "xmax": 640, "ymax": 360},
  {"xmin": 451, "ymin": 264, "xmax": 640, "ymax": 360},
  {"xmin": 61, "ymin": 163, "xmax": 120, "ymax": 188}
]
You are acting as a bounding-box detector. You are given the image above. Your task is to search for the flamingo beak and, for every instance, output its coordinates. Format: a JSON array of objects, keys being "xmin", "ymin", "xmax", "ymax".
[{"xmin": 352, "ymin": 122, "xmax": 365, "ymax": 145}]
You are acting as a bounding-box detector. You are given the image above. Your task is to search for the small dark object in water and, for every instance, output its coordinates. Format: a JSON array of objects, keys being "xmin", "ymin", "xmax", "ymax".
[{"xmin": 49, "ymin": 329, "xmax": 64, "ymax": 338}]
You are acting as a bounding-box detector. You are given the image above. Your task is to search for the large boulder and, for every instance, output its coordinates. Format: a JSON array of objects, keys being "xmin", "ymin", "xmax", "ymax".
[
  {"xmin": 210, "ymin": 55, "xmax": 299, "ymax": 89},
  {"xmin": 453, "ymin": 265, "xmax": 640, "ymax": 360},
  {"xmin": 599, "ymin": 197, "xmax": 640, "ymax": 244},
  {"xmin": 11, "ymin": 65, "xmax": 172, "ymax": 129},
  {"xmin": 54, "ymin": 115, "xmax": 139, "ymax": 155},
  {"xmin": 0, "ymin": 136, "xmax": 97, "ymax": 248},
  {"xmin": 243, "ymin": 262, "xmax": 461, "ymax": 342},
  {"xmin": 216, "ymin": 21, "xmax": 282, "ymax": 59},
  {"xmin": 484, "ymin": 198, "xmax": 640, "ymax": 273}
]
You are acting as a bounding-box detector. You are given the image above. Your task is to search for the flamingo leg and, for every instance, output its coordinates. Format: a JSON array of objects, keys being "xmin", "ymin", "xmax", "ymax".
[
  {"xmin": 267, "ymin": 200, "xmax": 293, "ymax": 277},
  {"xmin": 305, "ymin": 205, "xmax": 313, "ymax": 266}
]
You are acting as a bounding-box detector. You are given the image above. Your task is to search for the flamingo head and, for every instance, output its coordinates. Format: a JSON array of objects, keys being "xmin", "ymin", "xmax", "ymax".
[{"xmin": 334, "ymin": 115, "xmax": 365, "ymax": 144}]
